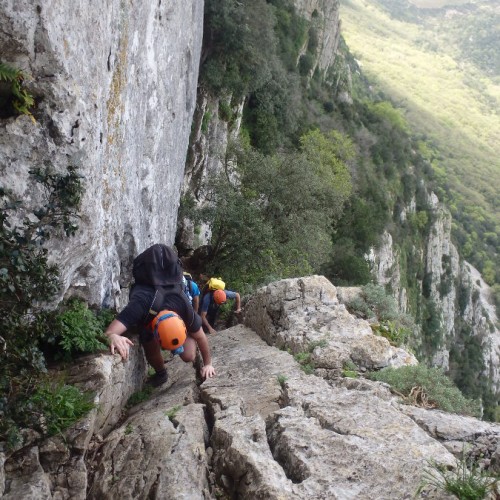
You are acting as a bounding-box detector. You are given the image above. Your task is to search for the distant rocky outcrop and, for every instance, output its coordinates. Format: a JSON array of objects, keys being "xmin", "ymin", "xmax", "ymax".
[
  {"xmin": 372, "ymin": 193, "xmax": 500, "ymax": 396},
  {"xmin": 3, "ymin": 277, "xmax": 499, "ymax": 499}
]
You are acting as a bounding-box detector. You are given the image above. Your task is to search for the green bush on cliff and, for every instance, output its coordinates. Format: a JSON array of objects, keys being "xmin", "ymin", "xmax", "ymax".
[
  {"xmin": 41, "ymin": 299, "xmax": 112, "ymax": 361},
  {"xmin": 0, "ymin": 165, "xmax": 101, "ymax": 448},
  {"xmin": 185, "ymin": 130, "xmax": 353, "ymax": 288},
  {"xmin": 369, "ymin": 365, "xmax": 481, "ymax": 417},
  {"xmin": 346, "ymin": 284, "xmax": 417, "ymax": 347}
]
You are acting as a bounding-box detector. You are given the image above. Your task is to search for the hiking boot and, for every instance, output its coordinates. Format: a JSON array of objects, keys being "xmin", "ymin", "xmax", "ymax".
[{"xmin": 147, "ymin": 369, "xmax": 168, "ymax": 387}]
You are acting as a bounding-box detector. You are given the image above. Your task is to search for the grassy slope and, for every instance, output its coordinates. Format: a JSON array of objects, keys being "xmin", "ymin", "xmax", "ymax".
[{"xmin": 340, "ymin": 0, "xmax": 500, "ymax": 231}]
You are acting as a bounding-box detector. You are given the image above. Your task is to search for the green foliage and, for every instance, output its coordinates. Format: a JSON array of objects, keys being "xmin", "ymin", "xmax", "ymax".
[
  {"xmin": 340, "ymin": 0, "xmax": 500, "ymax": 295},
  {"xmin": 365, "ymin": 101, "xmax": 409, "ymax": 134},
  {"xmin": 126, "ymin": 386, "xmax": 154, "ymax": 408},
  {"xmin": 294, "ymin": 351, "xmax": 314, "ymax": 374},
  {"xmin": 299, "ymin": 53, "xmax": 315, "ymax": 76},
  {"xmin": 0, "ymin": 165, "xmax": 84, "ymax": 448},
  {"xmin": 448, "ymin": 319, "xmax": 499, "ymax": 421},
  {"xmin": 346, "ymin": 284, "xmax": 417, "ymax": 346},
  {"xmin": 218, "ymin": 100, "xmax": 233, "ymax": 122},
  {"xmin": 420, "ymin": 299, "xmax": 444, "ymax": 360},
  {"xmin": 44, "ymin": 299, "xmax": 110, "ymax": 360},
  {"xmin": 0, "ymin": 165, "xmax": 83, "ymax": 368},
  {"xmin": 26, "ymin": 381, "xmax": 94, "ymax": 436},
  {"xmin": 201, "ymin": 110, "xmax": 212, "ymax": 134},
  {"xmin": 277, "ymin": 374, "xmax": 288, "ymax": 388},
  {"xmin": 418, "ymin": 449, "xmax": 499, "ymax": 500},
  {"xmin": 371, "ymin": 320, "xmax": 409, "ymax": 347},
  {"xmin": 0, "ymin": 61, "xmax": 35, "ymax": 120},
  {"xmin": 269, "ymin": 0, "xmax": 309, "ymax": 71},
  {"xmin": 188, "ymin": 131, "xmax": 353, "ymax": 288},
  {"xmin": 201, "ymin": 0, "xmax": 277, "ymax": 98},
  {"xmin": 344, "ymin": 359, "xmax": 358, "ymax": 371},
  {"xmin": 308, "ymin": 339, "xmax": 327, "ymax": 351},
  {"xmin": 321, "ymin": 238, "xmax": 373, "ymax": 286},
  {"xmin": 1, "ymin": 378, "xmax": 94, "ymax": 445},
  {"xmin": 368, "ymin": 365, "xmax": 481, "ymax": 417},
  {"xmin": 165, "ymin": 405, "xmax": 182, "ymax": 421}
]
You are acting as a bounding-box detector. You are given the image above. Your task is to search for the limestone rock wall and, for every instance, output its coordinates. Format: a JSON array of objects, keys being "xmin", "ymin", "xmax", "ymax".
[
  {"xmin": 371, "ymin": 191, "xmax": 500, "ymax": 393},
  {"xmin": 293, "ymin": 0, "xmax": 341, "ymax": 73},
  {"xmin": 0, "ymin": 0, "xmax": 203, "ymax": 307}
]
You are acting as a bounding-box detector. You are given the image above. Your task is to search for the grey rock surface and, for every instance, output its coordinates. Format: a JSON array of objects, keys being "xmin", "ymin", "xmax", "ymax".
[
  {"xmin": 244, "ymin": 275, "xmax": 418, "ymax": 376},
  {"xmin": 0, "ymin": 0, "xmax": 203, "ymax": 307},
  {"xmin": 88, "ymin": 358, "xmax": 209, "ymax": 499},
  {"xmin": 203, "ymin": 325, "xmax": 455, "ymax": 499}
]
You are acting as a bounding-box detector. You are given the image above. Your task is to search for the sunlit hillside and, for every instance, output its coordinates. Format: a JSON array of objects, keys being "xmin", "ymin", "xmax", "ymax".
[{"xmin": 340, "ymin": 0, "xmax": 499, "ymax": 283}]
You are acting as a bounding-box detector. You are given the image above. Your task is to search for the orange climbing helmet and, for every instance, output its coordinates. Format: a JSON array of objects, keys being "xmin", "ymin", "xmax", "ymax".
[
  {"xmin": 151, "ymin": 310, "xmax": 187, "ymax": 350},
  {"xmin": 213, "ymin": 289, "xmax": 227, "ymax": 305}
]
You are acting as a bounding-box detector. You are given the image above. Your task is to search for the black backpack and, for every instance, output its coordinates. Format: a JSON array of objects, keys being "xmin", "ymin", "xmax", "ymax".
[
  {"xmin": 132, "ymin": 244, "xmax": 183, "ymax": 286},
  {"xmin": 131, "ymin": 244, "xmax": 185, "ymax": 324}
]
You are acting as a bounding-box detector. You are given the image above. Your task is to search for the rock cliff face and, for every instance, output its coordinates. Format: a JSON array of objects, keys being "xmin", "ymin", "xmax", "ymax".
[
  {"xmin": 2, "ymin": 277, "xmax": 499, "ymax": 499},
  {"xmin": 0, "ymin": 1, "xmax": 203, "ymax": 307},
  {"xmin": 372, "ymin": 192, "xmax": 500, "ymax": 394},
  {"xmin": 293, "ymin": 0, "xmax": 341, "ymax": 73}
]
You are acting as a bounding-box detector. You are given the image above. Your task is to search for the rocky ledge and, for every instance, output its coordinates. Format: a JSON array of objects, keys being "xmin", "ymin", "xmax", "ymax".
[{"xmin": 2, "ymin": 277, "xmax": 499, "ymax": 499}]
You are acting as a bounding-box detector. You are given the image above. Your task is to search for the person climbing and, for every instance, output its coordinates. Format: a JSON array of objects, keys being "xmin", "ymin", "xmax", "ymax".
[
  {"xmin": 104, "ymin": 244, "xmax": 216, "ymax": 386},
  {"xmin": 200, "ymin": 282, "xmax": 241, "ymax": 335},
  {"xmin": 183, "ymin": 272, "xmax": 201, "ymax": 313}
]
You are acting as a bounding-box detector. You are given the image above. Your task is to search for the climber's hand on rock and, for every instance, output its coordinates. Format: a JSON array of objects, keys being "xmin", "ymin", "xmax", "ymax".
[{"xmin": 108, "ymin": 333, "xmax": 134, "ymax": 360}]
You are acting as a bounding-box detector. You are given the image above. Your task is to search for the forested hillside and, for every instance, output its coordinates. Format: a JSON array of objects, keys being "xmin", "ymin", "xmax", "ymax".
[
  {"xmin": 340, "ymin": 0, "xmax": 500, "ymax": 301},
  {"xmin": 179, "ymin": 0, "xmax": 499, "ymax": 419}
]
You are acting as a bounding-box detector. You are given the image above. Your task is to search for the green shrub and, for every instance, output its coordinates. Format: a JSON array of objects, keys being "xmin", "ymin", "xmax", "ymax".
[
  {"xmin": 1, "ymin": 379, "xmax": 95, "ymax": 443},
  {"xmin": 371, "ymin": 320, "xmax": 409, "ymax": 347},
  {"xmin": 27, "ymin": 381, "xmax": 95, "ymax": 436},
  {"xmin": 418, "ymin": 448, "xmax": 498, "ymax": 500},
  {"xmin": 201, "ymin": 110, "xmax": 212, "ymax": 134},
  {"xmin": 0, "ymin": 165, "xmax": 84, "ymax": 448},
  {"xmin": 342, "ymin": 359, "xmax": 358, "ymax": 378},
  {"xmin": 218, "ymin": 100, "xmax": 233, "ymax": 122},
  {"xmin": 347, "ymin": 284, "xmax": 417, "ymax": 346},
  {"xmin": 368, "ymin": 365, "xmax": 481, "ymax": 417},
  {"xmin": 46, "ymin": 299, "xmax": 110, "ymax": 360},
  {"xmin": 294, "ymin": 351, "xmax": 314, "ymax": 374},
  {"xmin": 299, "ymin": 53, "xmax": 315, "ymax": 76},
  {"xmin": 277, "ymin": 374, "xmax": 288, "ymax": 388},
  {"xmin": 308, "ymin": 339, "xmax": 327, "ymax": 351},
  {"xmin": 0, "ymin": 61, "xmax": 35, "ymax": 120}
]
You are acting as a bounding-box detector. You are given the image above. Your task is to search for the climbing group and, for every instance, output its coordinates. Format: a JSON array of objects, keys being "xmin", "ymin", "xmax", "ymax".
[{"xmin": 104, "ymin": 244, "xmax": 241, "ymax": 387}]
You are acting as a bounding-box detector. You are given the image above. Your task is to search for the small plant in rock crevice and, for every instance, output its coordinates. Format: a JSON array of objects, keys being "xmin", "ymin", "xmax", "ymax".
[
  {"xmin": 165, "ymin": 405, "xmax": 182, "ymax": 421},
  {"xmin": 417, "ymin": 447, "xmax": 499, "ymax": 500},
  {"xmin": 294, "ymin": 351, "xmax": 314, "ymax": 374},
  {"xmin": 0, "ymin": 61, "xmax": 35, "ymax": 121},
  {"xmin": 277, "ymin": 374, "xmax": 288, "ymax": 388},
  {"xmin": 126, "ymin": 386, "xmax": 154, "ymax": 409}
]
